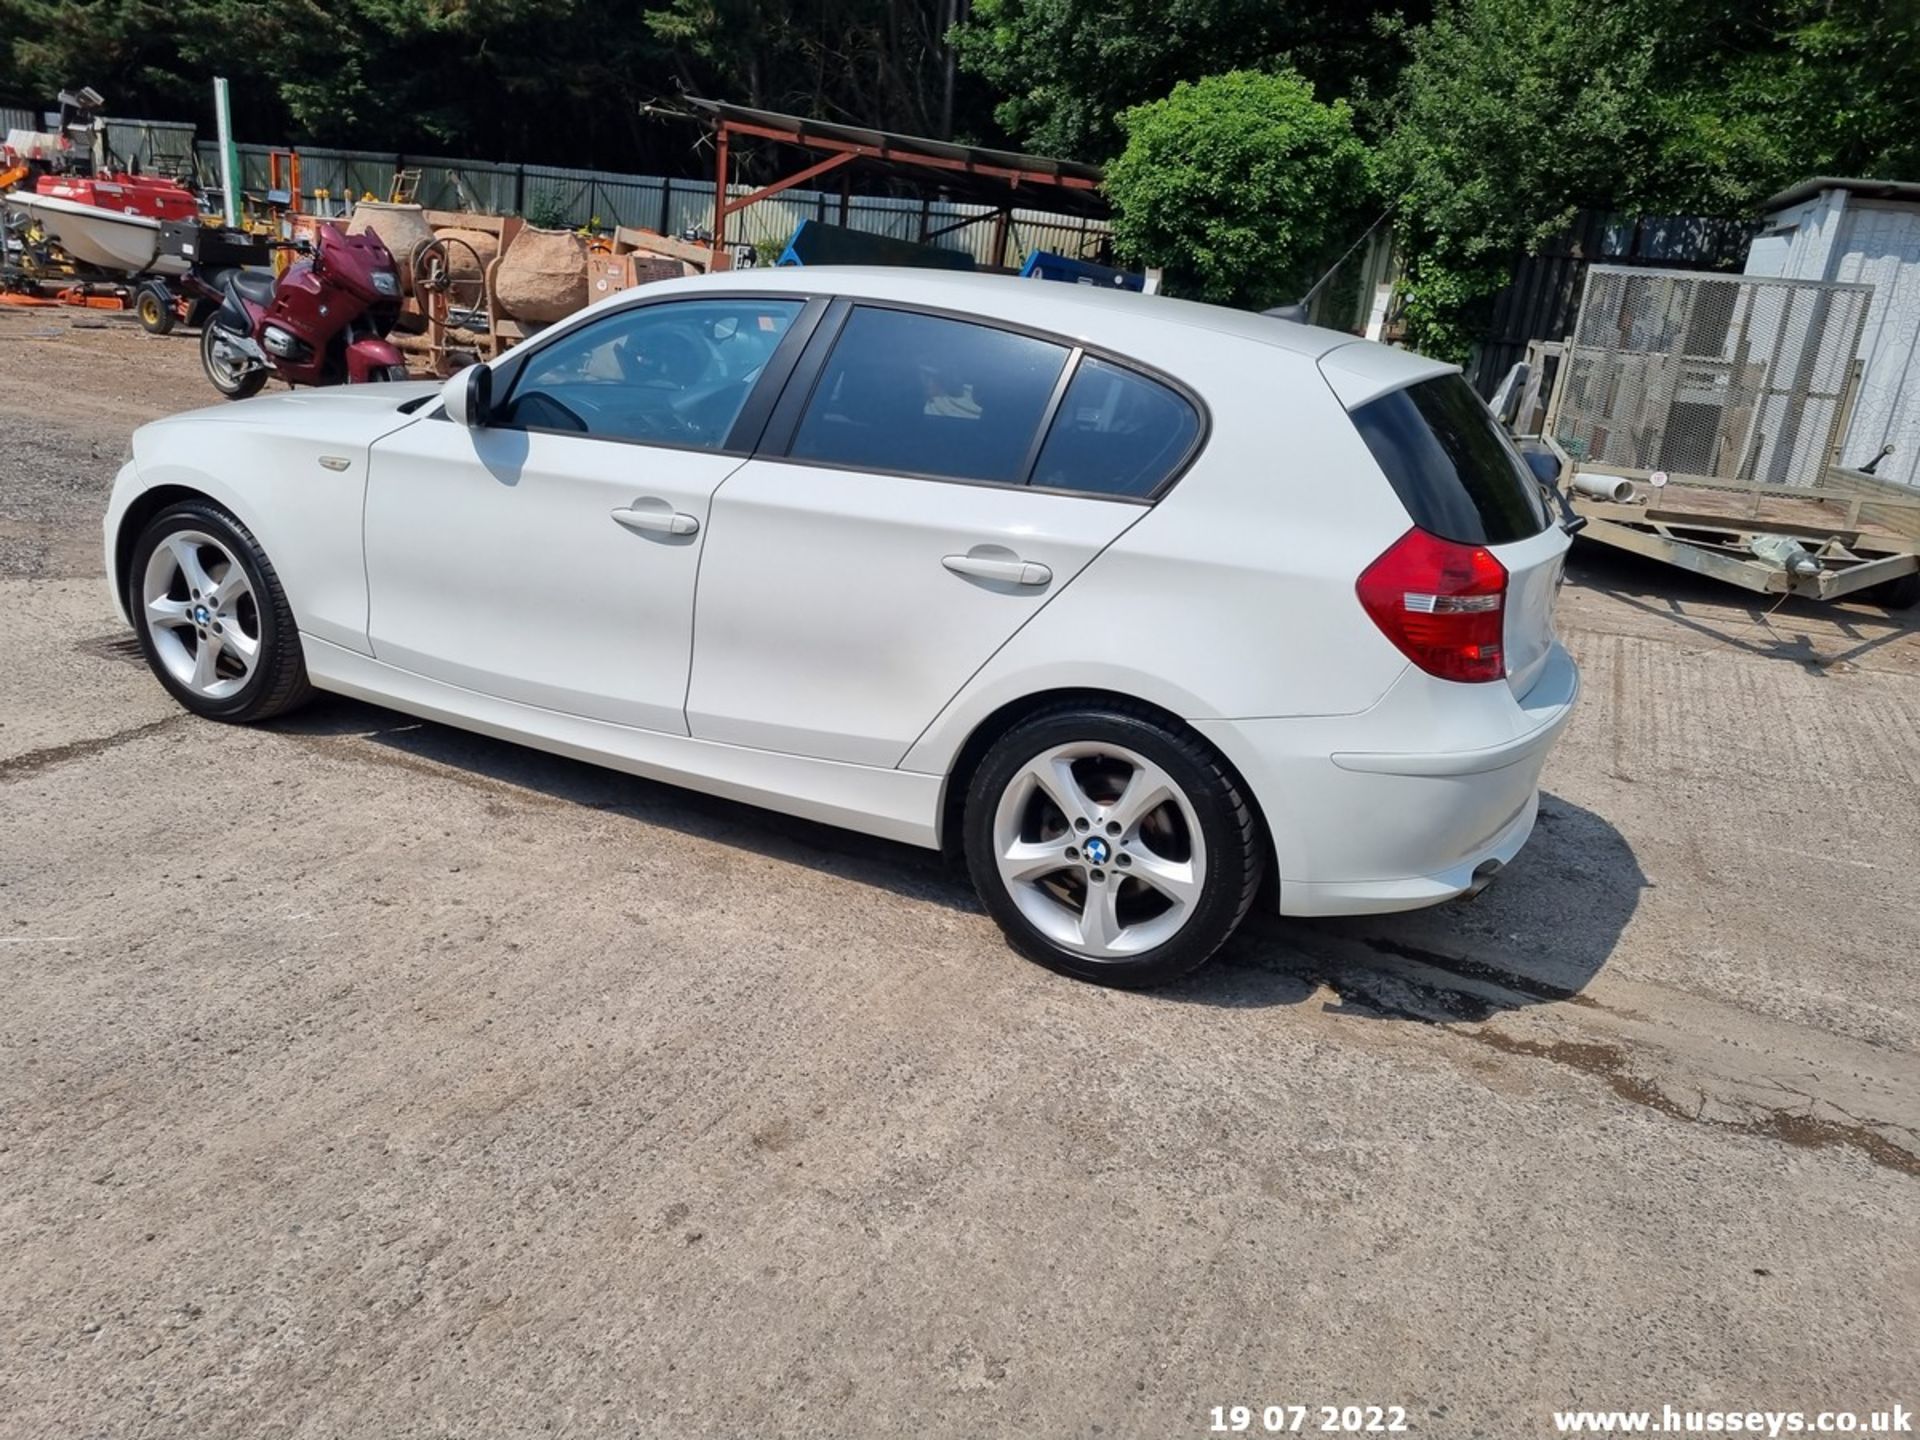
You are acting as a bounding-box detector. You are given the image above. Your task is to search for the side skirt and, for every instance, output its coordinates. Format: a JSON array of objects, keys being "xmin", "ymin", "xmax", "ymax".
[{"xmin": 302, "ymin": 636, "xmax": 944, "ymax": 849}]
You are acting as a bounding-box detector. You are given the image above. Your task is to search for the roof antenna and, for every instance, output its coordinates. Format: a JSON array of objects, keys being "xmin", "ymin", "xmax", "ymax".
[{"xmin": 1263, "ymin": 210, "xmax": 1392, "ymax": 325}]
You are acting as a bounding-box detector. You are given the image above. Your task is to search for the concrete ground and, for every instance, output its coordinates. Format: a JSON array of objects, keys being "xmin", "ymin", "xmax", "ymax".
[{"xmin": 1, "ymin": 309, "xmax": 1915, "ymax": 1439}]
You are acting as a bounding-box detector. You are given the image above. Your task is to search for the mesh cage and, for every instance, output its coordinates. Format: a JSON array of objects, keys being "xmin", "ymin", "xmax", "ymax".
[{"xmin": 1553, "ymin": 266, "xmax": 1873, "ymax": 489}]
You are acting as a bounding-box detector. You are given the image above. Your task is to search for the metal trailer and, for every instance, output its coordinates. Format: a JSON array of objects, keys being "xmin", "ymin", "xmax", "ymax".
[
  {"xmin": 127, "ymin": 221, "xmax": 274, "ymax": 335},
  {"xmin": 1525, "ymin": 266, "xmax": 1920, "ymax": 607}
]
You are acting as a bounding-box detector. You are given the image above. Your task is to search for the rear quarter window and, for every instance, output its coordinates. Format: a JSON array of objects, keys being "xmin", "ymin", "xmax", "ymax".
[
  {"xmin": 1351, "ymin": 375, "xmax": 1550, "ymax": 545},
  {"xmin": 1029, "ymin": 357, "xmax": 1200, "ymax": 498}
]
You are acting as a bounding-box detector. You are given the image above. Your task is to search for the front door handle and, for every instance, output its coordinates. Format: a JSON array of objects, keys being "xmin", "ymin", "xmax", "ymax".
[
  {"xmin": 942, "ymin": 553, "xmax": 1053, "ymax": 586},
  {"xmin": 612, "ymin": 503, "xmax": 699, "ymax": 537}
]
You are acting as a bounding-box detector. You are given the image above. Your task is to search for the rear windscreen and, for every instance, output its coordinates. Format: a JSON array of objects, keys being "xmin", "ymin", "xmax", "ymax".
[{"xmin": 1351, "ymin": 375, "xmax": 1550, "ymax": 545}]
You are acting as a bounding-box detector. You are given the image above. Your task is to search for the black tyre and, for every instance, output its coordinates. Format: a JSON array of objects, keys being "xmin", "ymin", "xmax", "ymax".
[
  {"xmin": 135, "ymin": 285, "xmax": 175, "ymax": 335},
  {"xmin": 963, "ymin": 703, "xmax": 1266, "ymax": 988},
  {"xmin": 200, "ymin": 321, "xmax": 268, "ymax": 400},
  {"xmin": 361, "ymin": 363, "xmax": 411, "ymax": 383},
  {"xmin": 128, "ymin": 499, "xmax": 312, "ymax": 723}
]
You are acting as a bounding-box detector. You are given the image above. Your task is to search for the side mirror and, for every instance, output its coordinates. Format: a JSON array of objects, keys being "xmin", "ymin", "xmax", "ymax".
[{"xmin": 441, "ymin": 363, "xmax": 492, "ymax": 428}]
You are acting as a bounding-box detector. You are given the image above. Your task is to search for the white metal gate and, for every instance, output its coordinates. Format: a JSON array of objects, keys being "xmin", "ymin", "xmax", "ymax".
[{"xmin": 1552, "ymin": 266, "xmax": 1874, "ymax": 489}]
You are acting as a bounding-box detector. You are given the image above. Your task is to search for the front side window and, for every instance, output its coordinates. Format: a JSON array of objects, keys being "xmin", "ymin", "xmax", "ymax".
[
  {"xmin": 790, "ymin": 307, "xmax": 1069, "ymax": 484},
  {"xmin": 497, "ymin": 298, "xmax": 803, "ymax": 448},
  {"xmin": 1029, "ymin": 357, "xmax": 1200, "ymax": 498}
]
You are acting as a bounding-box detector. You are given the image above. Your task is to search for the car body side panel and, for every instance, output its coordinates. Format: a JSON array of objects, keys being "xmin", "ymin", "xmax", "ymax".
[
  {"xmin": 303, "ymin": 636, "xmax": 945, "ymax": 847},
  {"xmin": 687, "ymin": 461, "xmax": 1142, "ymax": 766},
  {"xmin": 901, "ymin": 344, "xmax": 1417, "ymax": 775},
  {"xmin": 363, "ymin": 420, "xmax": 747, "ymax": 736},
  {"xmin": 118, "ymin": 393, "xmax": 433, "ymax": 652}
]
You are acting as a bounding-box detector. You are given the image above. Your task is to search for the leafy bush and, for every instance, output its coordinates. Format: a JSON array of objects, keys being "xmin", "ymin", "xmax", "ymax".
[
  {"xmin": 1104, "ymin": 70, "xmax": 1375, "ymax": 311},
  {"xmin": 521, "ymin": 193, "xmax": 570, "ymax": 230}
]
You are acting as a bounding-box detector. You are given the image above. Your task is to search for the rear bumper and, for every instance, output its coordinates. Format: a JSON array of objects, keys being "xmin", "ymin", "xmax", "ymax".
[
  {"xmin": 1193, "ymin": 643, "xmax": 1580, "ymax": 917},
  {"xmin": 1277, "ymin": 793, "xmax": 1539, "ymax": 916}
]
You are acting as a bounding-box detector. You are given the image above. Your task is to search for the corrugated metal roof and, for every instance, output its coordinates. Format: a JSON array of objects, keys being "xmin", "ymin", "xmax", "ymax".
[{"xmin": 1762, "ymin": 176, "xmax": 1920, "ymax": 214}]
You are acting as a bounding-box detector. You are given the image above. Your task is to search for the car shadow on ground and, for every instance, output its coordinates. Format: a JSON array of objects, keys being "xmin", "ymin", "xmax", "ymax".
[
  {"xmin": 1169, "ymin": 789, "xmax": 1646, "ymax": 1022},
  {"xmin": 273, "ymin": 697, "xmax": 1643, "ymax": 1022}
]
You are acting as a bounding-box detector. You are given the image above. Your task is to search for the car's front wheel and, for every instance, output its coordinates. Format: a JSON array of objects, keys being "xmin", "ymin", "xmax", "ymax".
[
  {"xmin": 129, "ymin": 499, "xmax": 312, "ymax": 723},
  {"xmin": 963, "ymin": 704, "xmax": 1266, "ymax": 988}
]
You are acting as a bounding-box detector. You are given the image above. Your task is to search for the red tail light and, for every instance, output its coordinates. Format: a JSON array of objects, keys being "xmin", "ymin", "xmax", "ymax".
[{"xmin": 1356, "ymin": 527, "xmax": 1508, "ymax": 683}]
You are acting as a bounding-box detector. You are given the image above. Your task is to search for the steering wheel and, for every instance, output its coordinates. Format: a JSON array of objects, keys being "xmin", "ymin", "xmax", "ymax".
[
  {"xmin": 614, "ymin": 324, "xmax": 712, "ymax": 390},
  {"xmin": 623, "ymin": 403, "xmax": 700, "ymax": 441}
]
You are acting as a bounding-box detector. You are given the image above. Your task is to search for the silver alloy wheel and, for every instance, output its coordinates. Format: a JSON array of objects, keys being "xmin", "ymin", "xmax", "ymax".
[
  {"xmin": 141, "ymin": 530, "xmax": 261, "ymax": 700},
  {"xmin": 991, "ymin": 741, "xmax": 1208, "ymax": 960}
]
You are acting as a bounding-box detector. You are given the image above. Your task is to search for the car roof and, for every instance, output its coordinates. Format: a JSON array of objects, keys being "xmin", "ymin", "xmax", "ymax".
[{"xmin": 635, "ymin": 265, "xmax": 1366, "ymax": 361}]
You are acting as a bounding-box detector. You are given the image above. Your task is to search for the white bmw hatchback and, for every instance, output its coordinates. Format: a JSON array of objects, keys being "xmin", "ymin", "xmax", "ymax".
[{"xmin": 106, "ymin": 267, "xmax": 1578, "ymax": 987}]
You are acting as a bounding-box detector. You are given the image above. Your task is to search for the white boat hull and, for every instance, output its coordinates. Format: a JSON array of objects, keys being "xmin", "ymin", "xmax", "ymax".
[{"xmin": 4, "ymin": 191, "xmax": 190, "ymax": 277}]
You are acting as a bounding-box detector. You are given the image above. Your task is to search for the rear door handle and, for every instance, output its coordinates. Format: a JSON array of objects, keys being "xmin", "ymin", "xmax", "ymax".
[
  {"xmin": 942, "ymin": 553, "xmax": 1052, "ymax": 586},
  {"xmin": 612, "ymin": 504, "xmax": 700, "ymax": 537}
]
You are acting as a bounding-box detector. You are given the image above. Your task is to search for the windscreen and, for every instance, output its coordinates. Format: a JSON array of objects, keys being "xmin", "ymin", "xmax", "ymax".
[{"xmin": 1351, "ymin": 375, "xmax": 1550, "ymax": 545}]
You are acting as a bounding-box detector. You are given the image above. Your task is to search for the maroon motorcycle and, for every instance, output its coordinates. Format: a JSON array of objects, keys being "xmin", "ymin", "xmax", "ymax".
[{"xmin": 199, "ymin": 225, "xmax": 408, "ymax": 400}]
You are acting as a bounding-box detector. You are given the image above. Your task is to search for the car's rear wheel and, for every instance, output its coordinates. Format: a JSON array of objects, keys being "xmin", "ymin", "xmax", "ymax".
[
  {"xmin": 963, "ymin": 704, "xmax": 1265, "ymax": 987},
  {"xmin": 129, "ymin": 499, "xmax": 312, "ymax": 723}
]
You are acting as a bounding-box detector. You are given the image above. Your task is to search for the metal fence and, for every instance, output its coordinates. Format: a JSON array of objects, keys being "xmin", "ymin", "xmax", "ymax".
[
  {"xmin": 1553, "ymin": 266, "xmax": 1875, "ymax": 490},
  {"xmin": 12, "ymin": 114, "xmax": 1109, "ymax": 265},
  {"xmin": 33, "ymin": 118, "xmax": 1115, "ymax": 269},
  {"xmin": 1468, "ymin": 211, "xmax": 1758, "ymax": 397}
]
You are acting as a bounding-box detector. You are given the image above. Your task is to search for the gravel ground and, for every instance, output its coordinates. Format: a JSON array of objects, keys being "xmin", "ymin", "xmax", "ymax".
[{"xmin": 1, "ymin": 307, "xmax": 1916, "ymax": 1439}]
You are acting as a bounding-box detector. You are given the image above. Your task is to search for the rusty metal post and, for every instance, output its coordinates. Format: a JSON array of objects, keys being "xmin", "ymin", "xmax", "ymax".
[{"xmin": 711, "ymin": 122, "xmax": 730, "ymax": 260}]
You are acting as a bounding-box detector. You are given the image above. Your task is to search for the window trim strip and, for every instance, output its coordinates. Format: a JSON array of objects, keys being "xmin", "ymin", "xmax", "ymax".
[
  {"xmin": 1016, "ymin": 346, "xmax": 1084, "ymax": 487},
  {"xmin": 754, "ymin": 297, "xmax": 1211, "ymax": 503}
]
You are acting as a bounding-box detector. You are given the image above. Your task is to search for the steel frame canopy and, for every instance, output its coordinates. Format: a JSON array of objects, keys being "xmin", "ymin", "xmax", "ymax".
[{"xmin": 681, "ymin": 97, "xmax": 1107, "ymax": 266}]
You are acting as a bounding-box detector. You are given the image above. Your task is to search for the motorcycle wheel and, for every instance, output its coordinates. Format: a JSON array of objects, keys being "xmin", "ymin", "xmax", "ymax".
[
  {"xmin": 201, "ymin": 322, "xmax": 268, "ymax": 400},
  {"xmin": 358, "ymin": 364, "xmax": 412, "ymax": 383}
]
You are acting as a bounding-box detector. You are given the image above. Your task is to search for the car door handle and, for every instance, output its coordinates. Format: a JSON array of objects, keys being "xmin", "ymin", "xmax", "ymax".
[
  {"xmin": 611, "ymin": 504, "xmax": 699, "ymax": 536},
  {"xmin": 942, "ymin": 553, "xmax": 1052, "ymax": 586}
]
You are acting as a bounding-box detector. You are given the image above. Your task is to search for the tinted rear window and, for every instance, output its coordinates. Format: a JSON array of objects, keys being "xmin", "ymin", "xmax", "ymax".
[{"xmin": 1351, "ymin": 375, "xmax": 1550, "ymax": 545}]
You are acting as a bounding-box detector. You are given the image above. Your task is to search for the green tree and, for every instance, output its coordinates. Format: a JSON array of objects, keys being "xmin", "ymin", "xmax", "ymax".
[
  {"xmin": 1380, "ymin": 0, "xmax": 1920, "ymax": 360},
  {"xmin": 1104, "ymin": 69, "xmax": 1374, "ymax": 310},
  {"xmin": 953, "ymin": 0, "xmax": 1422, "ymax": 161},
  {"xmin": 0, "ymin": 0, "xmax": 992, "ymax": 164}
]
